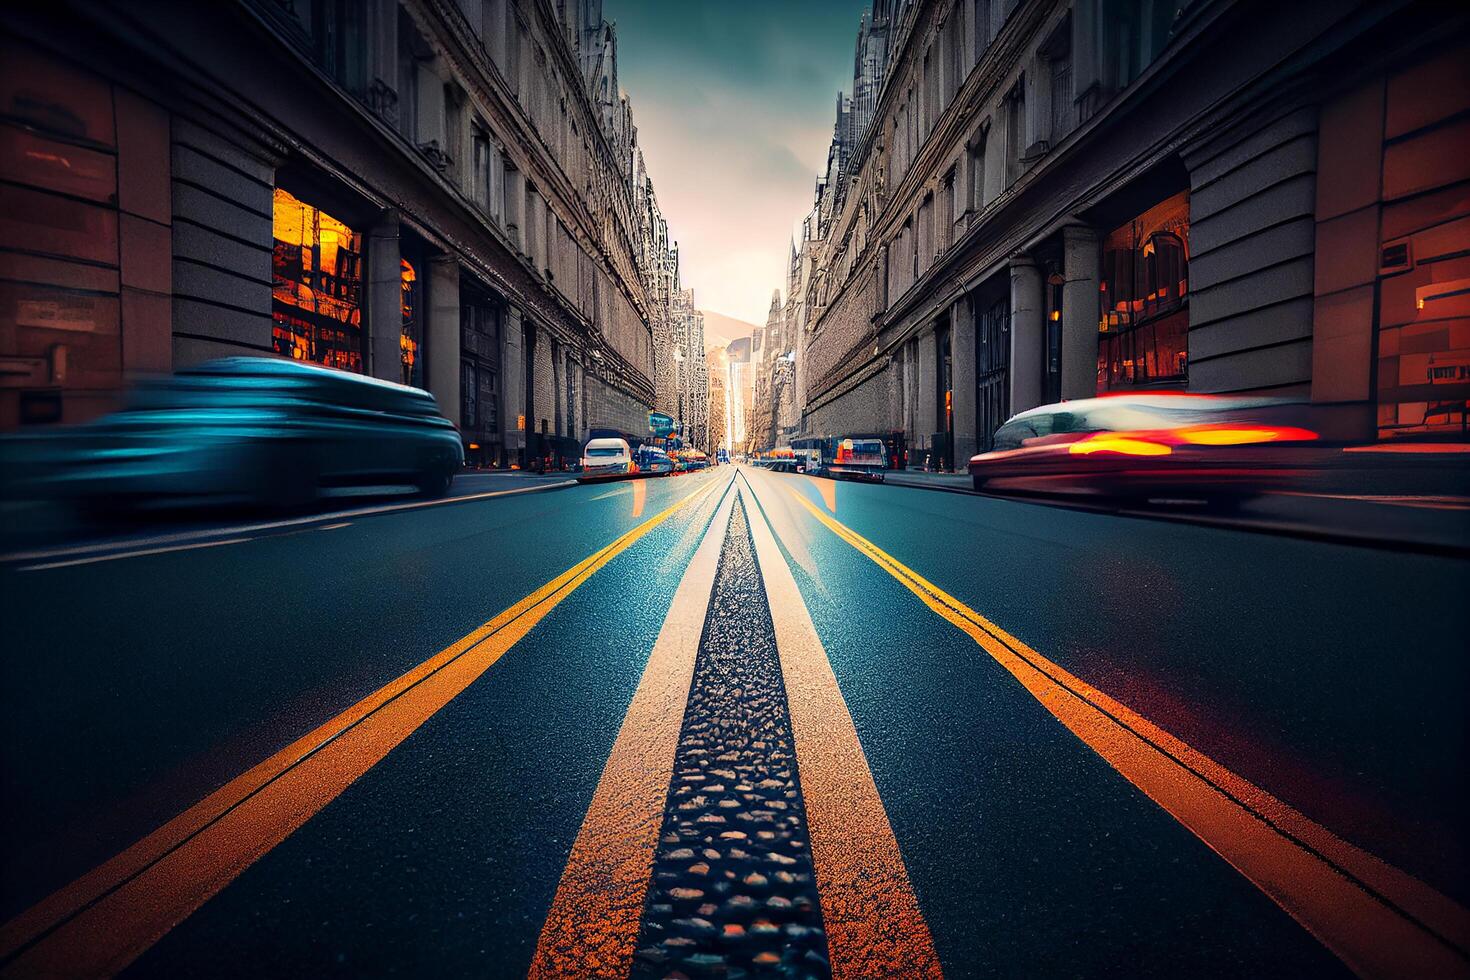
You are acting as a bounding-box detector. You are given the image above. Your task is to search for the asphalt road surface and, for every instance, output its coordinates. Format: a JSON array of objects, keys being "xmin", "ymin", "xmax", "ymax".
[{"xmin": 2, "ymin": 466, "xmax": 1466, "ymax": 978}]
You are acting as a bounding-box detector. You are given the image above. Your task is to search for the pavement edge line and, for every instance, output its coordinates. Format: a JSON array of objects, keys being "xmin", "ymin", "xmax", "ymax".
[{"xmin": 0, "ymin": 478, "xmax": 580, "ymax": 567}]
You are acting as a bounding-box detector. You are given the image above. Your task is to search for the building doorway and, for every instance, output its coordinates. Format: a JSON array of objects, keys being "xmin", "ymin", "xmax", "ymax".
[{"xmin": 976, "ymin": 296, "xmax": 1010, "ymax": 450}]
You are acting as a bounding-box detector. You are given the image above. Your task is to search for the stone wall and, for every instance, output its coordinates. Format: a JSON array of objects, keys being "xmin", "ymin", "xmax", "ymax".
[
  {"xmin": 1183, "ymin": 108, "xmax": 1319, "ymax": 395},
  {"xmin": 169, "ymin": 118, "xmax": 274, "ymax": 366},
  {"xmin": 803, "ymin": 366, "xmax": 891, "ymax": 439}
]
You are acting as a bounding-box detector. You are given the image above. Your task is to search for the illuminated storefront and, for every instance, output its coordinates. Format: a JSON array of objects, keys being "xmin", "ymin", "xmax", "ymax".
[
  {"xmin": 400, "ymin": 257, "xmax": 420, "ymax": 386},
  {"xmin": 1097, "ymin": 190, "xmax": 1189, "ymax": 391},
  {"xmin": 271, "ymin": 187, "xmax": 364, "ymax": 372}
]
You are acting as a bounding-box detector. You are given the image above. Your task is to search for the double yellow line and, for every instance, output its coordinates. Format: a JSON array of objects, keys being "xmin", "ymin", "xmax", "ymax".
[
  {"xmin": 0, "ymin": 472, "xmax": 728, "ymax": 979},
  {"xmin": 781, "ymin": 481, "xmax": 1470, "ymax": 980},
  {"xmin": 531, "ymin": 474, "xmax": 943, "ymax": 979}
]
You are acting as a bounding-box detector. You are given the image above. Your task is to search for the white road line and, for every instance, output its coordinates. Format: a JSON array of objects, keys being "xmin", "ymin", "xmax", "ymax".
[
  {"xmin": 0, "ymin": 480, "xmax": 577, "ymax": 566},
  {"xmin": 318, "ymin": 523, "xmax": 352, "ymax": 531},
  {"xmin": 19, "ymin": 537, "xmax": 255, "ymax": 572}
]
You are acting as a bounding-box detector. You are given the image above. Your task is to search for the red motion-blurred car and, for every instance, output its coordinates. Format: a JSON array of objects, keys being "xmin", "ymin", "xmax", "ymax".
[{"xmin": 968, "ymin": 394, "xmax": 1319, "ymax": 503}]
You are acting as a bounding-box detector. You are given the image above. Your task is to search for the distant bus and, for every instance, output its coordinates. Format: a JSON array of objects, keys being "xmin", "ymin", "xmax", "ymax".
[{"xmin": 716, "ymin": 448, "xmax": 730, "ymax": 465}]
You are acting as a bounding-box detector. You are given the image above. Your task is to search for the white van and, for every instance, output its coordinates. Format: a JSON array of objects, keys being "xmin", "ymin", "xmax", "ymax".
[{"xmin": 579, "ymin": 437, "xmax": 635, "ymax": 480}]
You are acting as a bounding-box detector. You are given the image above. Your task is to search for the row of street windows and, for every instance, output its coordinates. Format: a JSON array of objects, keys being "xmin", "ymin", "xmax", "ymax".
[{"xmin": 879, "ymin": 1, "xmax": 1188, "ymax": 309}]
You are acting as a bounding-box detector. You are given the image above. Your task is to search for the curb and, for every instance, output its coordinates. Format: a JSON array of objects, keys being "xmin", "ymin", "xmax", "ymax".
[{"xmin": 875, "ymin": 473, "xmax": 1470, "ymax": 559}]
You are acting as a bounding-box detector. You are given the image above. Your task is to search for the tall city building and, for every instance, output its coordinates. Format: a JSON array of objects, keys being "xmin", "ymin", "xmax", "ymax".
[
  {"xmin": 668, "ymin": 286, "xmax": 708, "ymax": 450},
  {"xmin": 789, "ymin": 0, "xmax": 1469, "ymax": 468},
  {"xmin": 705, "ymin": 343, "xmax": 727, "ymax": 456},
  {"xmin": 0, "ymin": 0, "xmax": 691, "ymax": 469}
]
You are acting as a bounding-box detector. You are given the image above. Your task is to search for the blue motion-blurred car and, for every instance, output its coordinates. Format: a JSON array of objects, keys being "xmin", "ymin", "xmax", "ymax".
[{"xmin": 0, "ymin": 357, "xmax": 463, "ymax": 511}]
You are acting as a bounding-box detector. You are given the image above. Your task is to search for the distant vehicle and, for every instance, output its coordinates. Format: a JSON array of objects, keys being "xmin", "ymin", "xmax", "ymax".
[
  {"xmin": 579, "ymin": 437, "xmax": 636, "ymax": 480},
  {"xmin": 968, "ymin": 394, "xmax": 1320, "ymax": 503},
  {"xmin": 828, "ymin": 437, "xmax": 887, "ymax": 481},
  {"xmin": 0, "ymin": 356, "xmax": 463, "ymax": 511},
  {"xmin": 791, "ymin": 437, "xmax": 830, "ymax": 476},
  {"xmin": 681, "ymin": 449, "xmax": 710, "ymax": 471},
  {"xmin": 633, "ymin": 444, "xmax": 674, "ymax": 476},
  {"xmin": 716, "ymin": 448, "xmax": 730, "ymax": 465}
]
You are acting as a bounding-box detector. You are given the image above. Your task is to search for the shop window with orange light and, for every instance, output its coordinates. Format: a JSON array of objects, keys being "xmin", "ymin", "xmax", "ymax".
[
  {"xmin": 271, "ymin": 188, "xmax": 364, "ymax": 372},
  {"xmin": 1097, "ymin": 190, "xmax": 1189, "ymax": 391},
  {"xmin": 400, "ymin": 258, "xmax": 421, "ymax": 387}
]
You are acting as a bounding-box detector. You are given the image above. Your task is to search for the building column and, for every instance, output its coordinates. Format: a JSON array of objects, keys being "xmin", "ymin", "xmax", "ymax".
[
  {"xmin": 915, "ymin": 327, "xmax": 938, "ymax": 458},
  {"xmin": 426, "ymin": 255, "xmax": 461, "ymax": 424},
  {"xmin": 1061, "ymin": 225, "xmax": 1101, "ymax": 400},
  {"xmin": 367, "ymin": 209, "xmax": 402, "ymax": 383},
  {"xmin": 532, "ymin": 326, "xmax": 554, "ymax": 439},
  {"xmin": 364, "ymin": 0, "xmax": 399, "ymax": 125},
  {"xmin": 1009, "ymin": 253, "xmax": 1044, "ymax": 415},
  {"xmin": 501, "ymin": 304, "xmax": 525, "ymax": 466},
  {"xmin": 503, "ymin": 163, "xmax": 524, "ymax": 250},
  {"xmin": 886, "ymin": 355, "xmax": 903, "ymax": 435},
  {"xmin": 950, "ymin": 294, "xmax": 977, "ymax": 466},
  {"xmin": 568, "ymin": 356, "xmax": 582, "ymax": 443}
]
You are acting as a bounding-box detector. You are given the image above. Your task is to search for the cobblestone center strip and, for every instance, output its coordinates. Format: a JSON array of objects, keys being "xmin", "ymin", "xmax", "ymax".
[{"xmin": 631, "ymin": 498, "xmax": 831, "ymax": 979}]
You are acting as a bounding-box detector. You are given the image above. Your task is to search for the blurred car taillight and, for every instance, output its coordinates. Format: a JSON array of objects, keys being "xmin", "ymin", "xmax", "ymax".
[
  {"xmin": 1069, "ymin": 433, "xmax": 1174, "ymax": 456},
  {"xmin": 1175, "ymin": 424, "xmax": 1318, "ymax": 445},
  {"xmin": 1069, "ymin": 424, "xmax": 1319, "ymax": 456}
]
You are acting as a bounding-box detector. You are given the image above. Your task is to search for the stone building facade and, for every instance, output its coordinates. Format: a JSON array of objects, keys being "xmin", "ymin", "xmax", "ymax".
[
  {"xmin": 795, "ymin": 0, "xmax": 1469, "ymax": 468},
  {"xmin": 1, "ymin": 0, "xmax": 686, "ymax": 467},
  {"xmin": 669, "ymin": 285, "xmax": 709, "ymax": 451},
  {"xmin": 706, "ymin": 343, "xmax": 727, "ymax": 456}
]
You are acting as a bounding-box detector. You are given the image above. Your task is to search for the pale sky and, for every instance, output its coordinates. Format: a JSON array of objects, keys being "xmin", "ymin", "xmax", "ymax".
[{"xmin": 605, "ymin": 0, "xmax": 869, "ymax": 327}]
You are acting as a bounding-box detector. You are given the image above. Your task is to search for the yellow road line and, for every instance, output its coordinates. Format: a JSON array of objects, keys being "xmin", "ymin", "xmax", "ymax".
[
  {"xmin": 530, "ymin": 473, "xmax": 738, "ymax": 978},
  {"xmin": 776, "ymin": 477, "xmax": 1470, "ymax": 980},
  {"xmin": 741, "ymin": 477, "xmax": 942, "ymax": 978},
  {"xmin": 0, "ymin": 473, "xmax": 725, "ymax": 980}
]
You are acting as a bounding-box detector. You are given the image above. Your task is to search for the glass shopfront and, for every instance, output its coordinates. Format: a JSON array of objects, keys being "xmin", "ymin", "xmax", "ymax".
[
  {"xmin": 1097, "ymin": 189, "xmax": 1190, "ymax": 391},
  {"xmin": 399, "ymin": 257, "xmax": 421, "ymax": 387},
  {"xmin": 271, "ymin": 187, "xmax": 364, "ymax": 372}
]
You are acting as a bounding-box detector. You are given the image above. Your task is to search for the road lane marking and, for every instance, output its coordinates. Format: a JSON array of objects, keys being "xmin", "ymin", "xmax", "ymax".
[
  {"xmin": 0, "ymin": 480, "xmax": 579, "ymax": 567},
  {"xmin": 318, "ymin": 522, "xmax": 351, "ymax": 531},
  {"xmin": 768, "ymin": 473, "xmax": 1470, "ymax": 980},
  {"xmin": 631, "ymin": 478, "xmax": 646, "ymax": 518},
  {"xmin": 17, "ymin": 537, "xmax": 254, "ymax": 571},
  {"xmin": 740, "ymin": 476, "xmax": 942, "ymax": 978},
  {"xmin": 529, "ymin": 474, "xmax": 738, "ymax": 978},
  {"xmin": 0, "ymin": 472, "xmax": 728, "ymax": 979}
]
